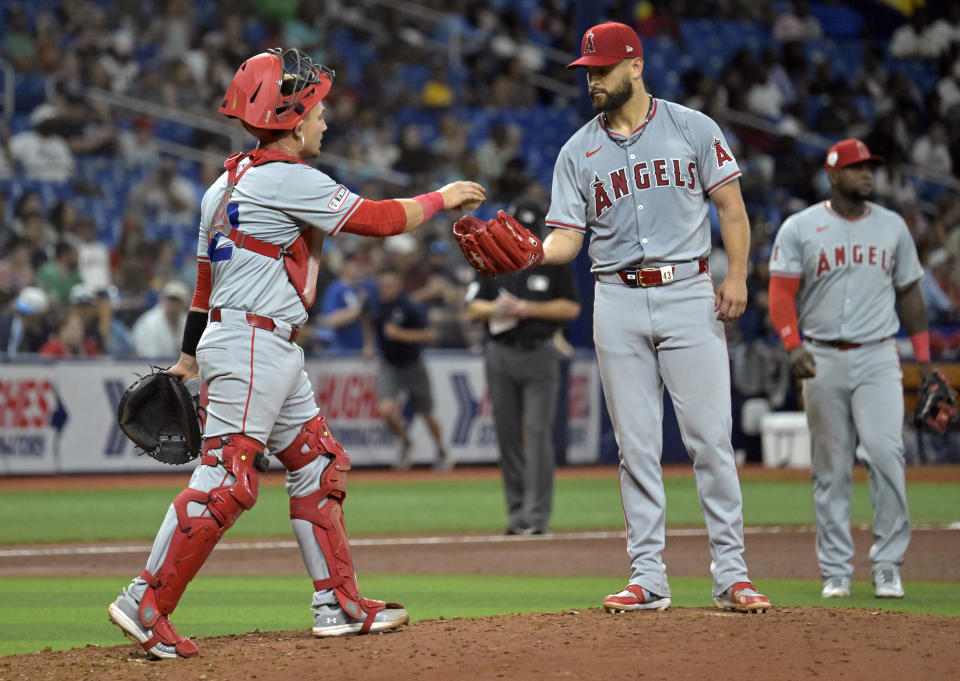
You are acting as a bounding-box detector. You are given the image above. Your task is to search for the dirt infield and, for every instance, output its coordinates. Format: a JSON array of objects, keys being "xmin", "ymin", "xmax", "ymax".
[{"xmin": 2, "ymin": 465, "xmax": 958, "ymax": 680}]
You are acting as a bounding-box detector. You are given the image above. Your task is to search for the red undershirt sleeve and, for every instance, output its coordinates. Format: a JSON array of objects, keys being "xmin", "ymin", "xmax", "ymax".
[
  {"xmin": 191, "ymin": 259, "xmax": 212, "ymax": 310},
  {"xmin": 768, "ymin": 274, "xmax": 803, "ymax": 351},
  {"xmin": 340, "ymin": 199, "xmax": 407, "ymax": 237}
]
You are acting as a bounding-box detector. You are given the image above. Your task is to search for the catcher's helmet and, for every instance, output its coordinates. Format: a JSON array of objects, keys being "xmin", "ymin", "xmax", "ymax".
[{"xmin": 219, "ymin": 47, "xmax": 334, "ymax": 129}]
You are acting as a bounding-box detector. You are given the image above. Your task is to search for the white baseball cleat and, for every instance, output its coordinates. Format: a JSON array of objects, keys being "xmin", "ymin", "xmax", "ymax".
[
  {"xmin": 821, "ymin": 576, "xmax": 851, "ymax": 598},
  {"xmin": 873, "ymin": 567, "xmax": 905, "ymax": 599}
]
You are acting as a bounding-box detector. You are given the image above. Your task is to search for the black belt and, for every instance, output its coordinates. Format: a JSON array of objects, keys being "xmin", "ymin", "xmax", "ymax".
[{"xmin": 492, "ymin": 336, "xmax": 550, "ymax": 351}]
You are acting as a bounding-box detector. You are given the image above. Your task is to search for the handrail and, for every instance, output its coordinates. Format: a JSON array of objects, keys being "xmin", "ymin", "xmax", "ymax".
[{"xmin": 0, "ymin": 58, "xmax": 15, "ymax": 120}]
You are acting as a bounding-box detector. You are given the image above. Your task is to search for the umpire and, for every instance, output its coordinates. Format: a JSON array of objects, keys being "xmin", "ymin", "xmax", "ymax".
[{"xmin": 465, "ymin": 199, "xmax": 581, "ymax": 534}]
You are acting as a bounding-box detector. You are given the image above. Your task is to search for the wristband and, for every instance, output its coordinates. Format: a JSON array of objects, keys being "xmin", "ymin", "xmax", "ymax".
[
  {"xmin": 910, "ymin": 330, "xmax": 930, "ymax": 363},
  {"xmin": 180, "ymin": 310, "xmax": 208, "ymax": 356},
  {"xmin": 413, "ymin": 192, "xmax": 444, "ymax": 222}
]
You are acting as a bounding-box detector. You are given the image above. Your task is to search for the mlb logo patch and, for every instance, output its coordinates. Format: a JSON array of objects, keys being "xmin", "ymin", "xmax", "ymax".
[{"xmin": 328, "ymin": 185, "xmax": 349, "ymax": 211}]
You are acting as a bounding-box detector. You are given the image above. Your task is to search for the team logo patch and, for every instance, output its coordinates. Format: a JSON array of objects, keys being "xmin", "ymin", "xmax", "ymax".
[
  {"xmin": 328, "ymin": 185, "xmax": 349, "ymax": 211},
  {"xmin": 584, "ymin": 32, "xmax": 596, "ymax": 54},
  {"xmin": 713, "ymin": 138, "xmax": 734, "ymax": 167},
  {"xmin": 826, "ymin": 151, "xmax": 839, "ymax": 167}
]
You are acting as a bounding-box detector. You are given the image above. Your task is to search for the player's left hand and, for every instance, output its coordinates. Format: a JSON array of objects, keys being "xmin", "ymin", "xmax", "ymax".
[{"xmin": 715, "ymin": 277, "xmax": 747, "ymax": 322}]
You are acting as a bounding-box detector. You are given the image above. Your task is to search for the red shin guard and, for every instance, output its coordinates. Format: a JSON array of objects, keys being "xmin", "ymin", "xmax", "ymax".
[
  {"xmin": 139, "ymin": 434, "xmax": 263, "ymax": 625},
  {"xmin": 277, "ymin": 416, "xmax": 386, "ymax": 630}
]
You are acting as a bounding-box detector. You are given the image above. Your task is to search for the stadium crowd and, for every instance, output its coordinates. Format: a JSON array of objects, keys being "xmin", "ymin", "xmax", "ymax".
[{"xmin": 1, "ymin": 0, "xmax": 959, "ymax": 366}]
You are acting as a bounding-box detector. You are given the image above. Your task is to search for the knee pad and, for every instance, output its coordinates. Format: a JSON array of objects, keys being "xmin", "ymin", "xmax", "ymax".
[
  {"xmin": 278, "ymin": 416, "xmax": 376, "ymax": 620},
  {"xmin": 140, "ymin": 434, "xmax": 263, "ymax": 622}
]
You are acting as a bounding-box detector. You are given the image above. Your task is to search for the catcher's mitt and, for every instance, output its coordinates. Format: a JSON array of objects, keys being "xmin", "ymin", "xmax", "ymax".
[
  {"xmin": 453, "ymin": 210, "xmax": 544, "ymax": 276},
  {"xmin": 914, "ymin": 369, "xmax": 958, "ymax": 434},
  {"xmin": 117, "ymin": 369, "xmax": 203, "ymax": 464}
]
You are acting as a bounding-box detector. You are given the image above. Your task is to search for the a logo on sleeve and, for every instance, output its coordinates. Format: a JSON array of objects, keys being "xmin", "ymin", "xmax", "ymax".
[
  {"xmin": 328, "ymin": 185, "xmax": 349, "ymax": 211},
  {"xmin": 713, "ymin": 138, "xmax": 734, "ymax": 167}
]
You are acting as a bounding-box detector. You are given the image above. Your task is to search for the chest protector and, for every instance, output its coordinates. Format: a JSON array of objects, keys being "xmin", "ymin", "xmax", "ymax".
[{"xmin": 210, "ymin": 149, "xmax": 324, "ymax": 308}]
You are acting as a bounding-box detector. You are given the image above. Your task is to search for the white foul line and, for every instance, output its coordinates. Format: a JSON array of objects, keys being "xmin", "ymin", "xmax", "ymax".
[{"xmin": 0, "ymin": 524, "xmax": 954, "ymax": 559}]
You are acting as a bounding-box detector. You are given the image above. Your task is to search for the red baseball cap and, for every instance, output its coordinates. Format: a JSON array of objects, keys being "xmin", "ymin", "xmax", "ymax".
[
  {"xmin": 567, "ymin": 22, "xmax": 643, "ymax": 68},
  {"xmin": 824, "ymin": 138, "xmax": 884, "ymax": 170}
]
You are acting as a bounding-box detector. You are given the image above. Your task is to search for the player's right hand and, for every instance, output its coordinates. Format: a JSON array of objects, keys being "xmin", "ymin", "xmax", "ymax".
[
  {"xmin": 787, "ymin": 346, "xmax": 816, "ymax": 379},
  {"xmin": 438, "ymin": 181, "xmax": 486, "ymax": 211}
]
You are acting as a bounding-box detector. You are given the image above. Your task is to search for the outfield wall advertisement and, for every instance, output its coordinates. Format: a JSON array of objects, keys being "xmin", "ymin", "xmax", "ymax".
[{"xmin": 0, "ymin": 353, "xmax": 601, "ymax": 475}]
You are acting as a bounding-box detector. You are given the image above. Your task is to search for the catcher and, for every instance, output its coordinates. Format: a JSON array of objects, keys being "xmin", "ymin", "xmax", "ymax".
[
  {"xmin": 107, "ymin": 46, "xmax": 485, "ymax": 660},
  {"xmin": 768, "ymin": 138, "xmax": 954, "ymax": 600}
]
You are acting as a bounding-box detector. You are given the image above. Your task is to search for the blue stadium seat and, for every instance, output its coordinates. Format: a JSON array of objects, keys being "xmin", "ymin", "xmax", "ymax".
[{"xmin": 14, "ymin": 74, "xmax": 47, "ymax": 114}]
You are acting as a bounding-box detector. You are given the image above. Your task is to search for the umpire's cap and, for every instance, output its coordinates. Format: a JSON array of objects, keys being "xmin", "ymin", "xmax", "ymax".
[{"xmin": 220, "ymin": 47, "xmax": 334, "ymax": 130}]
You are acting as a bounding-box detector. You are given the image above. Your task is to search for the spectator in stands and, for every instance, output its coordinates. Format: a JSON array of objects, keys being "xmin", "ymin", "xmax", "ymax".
[
  {"xmin": 890, "ymin": 9, "xmax": 936, "ymax": 60},
  {"xmin": 36, "ymin": 241, "xmax": 83, "ymax": 306},
  {"xmin": 926, "ymin": 6, "xmax": 960, "ymax": 57},
  {"xmin": 39, "ymin": 310, "xmax": 100, "ymax": 358},
  {"xmin": 393, "ymin": 123, "xmax": 437, "ymax": 181},
  {"xmin": 0, "ymin": 236, "xmax": 35, "ymax": 309},
  {"xmin": 492, "ymin": 57, "xmax": 537, "ymax": 108},
  {"xmin": 410, "ymin": 239, "xmax": 470, "ymax": 348},
  {"xmin": 0, "ymin": 286, "xmax": 52, "ymax": 358},
  {"xmin": 128, "ymin": 159, "xmax": 198, "ymax": 228},
  {"xmin": 475, "ymin": 122, "xmax": 521, "ymax": 192},
  {"xmin": 68, "ymin": 283, "xmax": 135, "ymax": 359},
  {"xmin": 111, "ymin": 215, "xmax": 155, "ymax": 324},
  {"xmin": 1, "ymin": 4, "xmax": 36, "ymax": 73},
  {"xmin": 319, "ymin": 251, "xmax": 372, "ymax": 352},
  {"xmin": 99, "ymin": 29, "xmax": 140, "ymax": 94},
  {"xmin": 72, "ymin": 215, "xmax": 112, "ymax": 291},
  {"xmin": 912, "ymin": 121, "xmax": 953, "ymax": 175},
  {"xmin": 118, "ymin": 116, "xmax": 161, "ymax": 168},
  {"xmin": 11, "ymin": 192, "xmax": 58, "ymax": 268},
  {"xmin": 422, "ymin": 64, "xmax": 455, "ymax": 108},
  {"xmin": 130, "ymin": 279, "xmax": 189, "ymax": 359},
  {"xmin": 919, "ymin": 248, "xmax": 958, "ymax": 326},
  {"xmin": 9, "ymin": 104, "xmax": 76, "ymax": 182},
  {"xmin": 772, "ymin": 0, "xmax": 823, "ymax": 42}
]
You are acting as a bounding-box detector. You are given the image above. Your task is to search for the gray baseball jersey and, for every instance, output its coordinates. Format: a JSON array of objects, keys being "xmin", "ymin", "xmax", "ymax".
[
  {"xmin": 545, "ymin": 98, "xmax": 741, "ymax": 270},
  {"xmin": 771, "ymin": 199, "xmax": 918, "ymax": 585},
  {"xmin": 545, "ymin": 97, "xmax": 754, "ymax": 600},
  {"xmin": 197, "ymin": 160, "xmax": 363, "ymax": 326},
  {"xmin": 769, "ymin": 200, "xmax": 923, "ymax": 342}
]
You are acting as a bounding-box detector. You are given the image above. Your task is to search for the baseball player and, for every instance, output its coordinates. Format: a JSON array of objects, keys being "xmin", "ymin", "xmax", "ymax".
[
  {"xmin": 538, "ymin": 22, "xmax": 770, "ymax": 613},
  {"xmin": 769, "ymin": 138, "xmax": 930, "ymax": 599},
  {"xmin": 106, "ymin": 47, "xmax": 485, "ymax": 659}
]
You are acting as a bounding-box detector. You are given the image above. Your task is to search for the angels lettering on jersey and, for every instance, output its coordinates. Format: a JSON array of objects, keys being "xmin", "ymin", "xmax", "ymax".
[
  {"xmin": 773, "ymin": 241, "xmax": 896, "ymax": 278},
  {"xmin": 591, "ymin": 137, "xmax": 735, "ymax": 218}
]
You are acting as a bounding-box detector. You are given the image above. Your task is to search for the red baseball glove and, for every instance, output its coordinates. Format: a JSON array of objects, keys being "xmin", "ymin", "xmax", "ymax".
[{"xmin": 453, "ymin": 210, "xmax": 544, "ymax": 277}]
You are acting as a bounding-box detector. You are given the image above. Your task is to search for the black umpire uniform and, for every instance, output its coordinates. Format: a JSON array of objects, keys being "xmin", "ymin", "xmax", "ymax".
[{"xmin": 465, "ymin": 200, "xmax": 581, "ymax": 534}]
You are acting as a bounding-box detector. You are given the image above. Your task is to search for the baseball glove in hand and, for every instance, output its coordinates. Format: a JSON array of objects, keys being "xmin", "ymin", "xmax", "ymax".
[
  {"xmin": 117, "ymin": 369, "xmax": 203, "ymax": 464},
  {"xmin": 914, "ymin": 370, "xmax": 958, "ymax": 434},
  {"xmin": 453, "ymin": 210, "xmax": 544, "ymax": 276}
]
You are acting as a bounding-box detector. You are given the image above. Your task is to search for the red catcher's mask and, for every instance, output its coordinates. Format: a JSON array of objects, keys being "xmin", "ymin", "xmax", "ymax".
[{"xmin": 219, "ymin": 47, "xmax": 334, "ymax": 130}]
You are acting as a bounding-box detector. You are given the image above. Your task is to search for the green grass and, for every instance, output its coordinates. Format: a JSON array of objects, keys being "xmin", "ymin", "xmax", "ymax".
[
  {"xmin": 1, "ymin": 574, "xmax": 957, "ymax": 657},
  {"xmin": 2, "ymin": 478, "xmax": 958, "ymax": 545}
]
